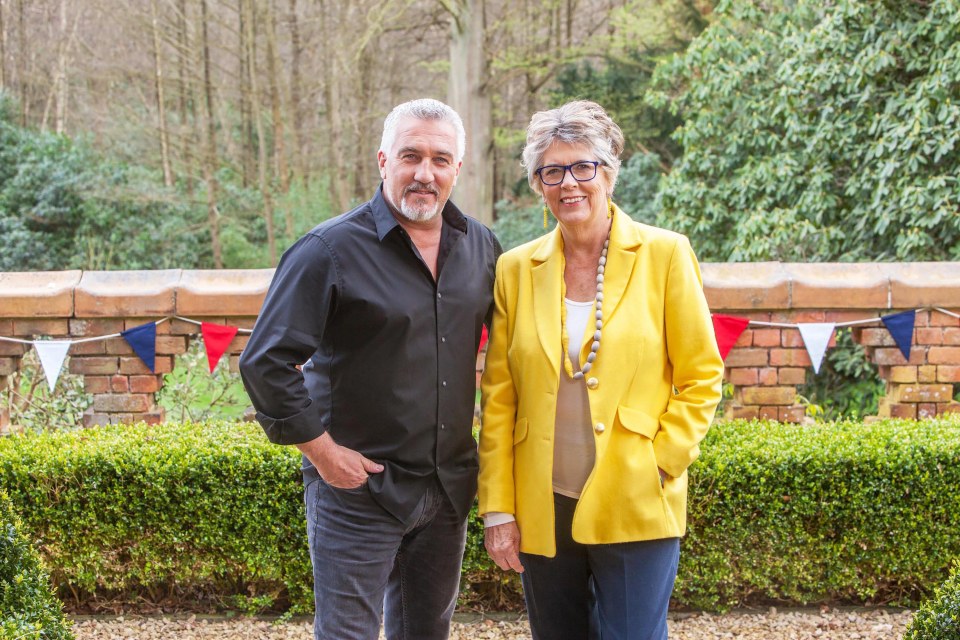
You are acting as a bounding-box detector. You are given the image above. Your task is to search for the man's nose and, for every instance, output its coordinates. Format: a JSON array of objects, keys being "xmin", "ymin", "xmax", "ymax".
[{"xmin": 414, "ymin": 159, "xmax": 435, "ymax": 183}]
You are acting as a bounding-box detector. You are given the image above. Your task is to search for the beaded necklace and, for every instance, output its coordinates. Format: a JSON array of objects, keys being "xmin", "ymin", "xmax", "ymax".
[{"xmin": 560, "ymin": 220, "xmax": 612, "ymax": 383}]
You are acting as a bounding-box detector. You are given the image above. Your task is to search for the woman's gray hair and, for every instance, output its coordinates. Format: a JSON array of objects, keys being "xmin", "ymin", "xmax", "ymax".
[
  {"xmin": 379, "ymin": 99, "xmax": 466, "ymax": 163},
  {"xmin": 521, "ymin": 100, "xmax": 625, "ymax": 196}
]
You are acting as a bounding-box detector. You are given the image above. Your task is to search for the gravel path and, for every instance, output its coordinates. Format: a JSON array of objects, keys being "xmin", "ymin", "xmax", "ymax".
[{"xmin": 71, "ymin": 608, "xmax": 914, "ymax": 639}]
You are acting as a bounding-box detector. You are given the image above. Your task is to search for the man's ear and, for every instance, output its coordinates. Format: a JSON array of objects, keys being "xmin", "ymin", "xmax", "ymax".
[{"xmin": 378, "ymin": 150, "xmax": 387, "ymax": 180}]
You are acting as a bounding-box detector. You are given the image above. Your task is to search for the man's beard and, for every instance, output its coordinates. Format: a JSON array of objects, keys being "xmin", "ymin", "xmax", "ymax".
[{"xmin": 397, "ymin": 182, "xmax": 441, "ymax": 222}]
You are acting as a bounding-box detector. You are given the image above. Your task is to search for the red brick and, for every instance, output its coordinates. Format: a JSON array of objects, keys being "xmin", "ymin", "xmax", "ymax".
[
  {"xmin": 130, "ymin": 375, "xmax": 162, "ymax": 393},
  {"xmin": 0, "ymin": 342, "xmax": 27, "ymax": 357},
  {"xmin": 123, "ymin": 318, "xmax": 165, "ymax": 331},
  {"xmin": 0, "ymin": 407, "xmax": 8, "ymax": 433},
  {"xmin": 70, "ymin": 341, "xmax": 106, "ymax": 356},
  {"xmin": 941, "ymin": 402, "xmax": 960, "ymax": 415},
  {"xmin": 726, "ymin": 405, "xmax": 759, "ymax": 420},
  {"xmin": 728, "ymin": 368, "xmax": 759, "ymax": 386},
  {"xmin": 929, "ymin": 311, "xmax": 960, "ymax": 327},
  {"xmin": 169, "ymin": 318, "xmax": 201, "ymax": 335},
  {"xmin": 892, "ymin": 384, "xmax": 954, "ymax": 403},
  {"xmin": 918, "ymin": 403, "xmax": 938, "ymax": 419},
  {"xmin": 778, "ymin": 368, "xmax": 808, "ymax": 385},
  {"xmin": 759, "ymin": 368, "xmax": 779, "ymax": 386},
  {"xmin": 859, "ymin": 328, "xmax": 898, "ymax": 347},
  {"xmin": 740, "ymin": 386, "xmax": 797, "ymax": 405},
  {"xmin": 724, "ymin": 348, "xmax": 769, "ymax": 368},
  {"xmin": 83, "ymin": 376, "xmax": 112, "ymax": 393},
  {"xmin": 781, "ymin": 329, "xmax": 804, "ymax": 348},
  {"xmin": 759, "ymin": 406, "xmax": 780, "ymax": 421},
  {"xmin": 771, "ymin": 311, "xmax": 826, "ymax": 324},
  {"xmin": 770, "ymin": 349, "xmax": 812, "ymax": 367},
  {"xmin": 825, "ymin": 311, "xmax": 869, "ymax": 323},
  {"xmin": 69, "ymin": 319, "xmax": 125, "ymax": 337},
  {"xmin": 229, "ymin": 354, "xmax": 241, "ymax": 373},
  {"xmin": 0, "ymin": 358, "xmax": 19, "ymax": 376},
  {"xmin": 12, "ymin": 319, "xmax": 69, "ymax": 336},
  {"xmin": 105, "ymin": 339, "xmax": 135, "ymax": 355},
  {"xmin": 889, "ymin": 366, "xmax": 918, "ymax": 383},
  {"xmin": 918, "ymin": 365, "xmax": 937, "ymax": 382},
  {"xmin": 872, "ymin": 347, "xmax": 925, "ymax": 366},
  {"xmin": 227, "ymin": 318, "xmax": 257, "ymax": 330},
  {"xmin": 110, "ymin": 375, "xmax": 130, "ymax": 393},
  {"xmin": 119, "ymin": 356, "xmax": 173, "ymax": 375},
  {"xmin": 0, "ymin": 320, "xmax": 11, "ymax": 334},
  {"xmin": 888, "ymin": 403, "xmax": 918, "ymax": 419},
  {"xmin": 734, "ymin": 330, "xmax": 753, "ymax": 348},
  {"xmin": 228, "ymin": 335, "xmax": 250, "ymax": 354},
  {"xmin": 752, "ymin": 330, "xmax": 781, "ymax": 347},
  {"xmin": 929, "ymin": 347, "xmax": 960, "ymax": 364},
  {"xmin": 913, "ymin": 311, "xmax": 931, "ymax": 328},
  {"xmin": 69, "ymin": 357, "xmax": 119, "ymax": 375},
  {"xmin": 779, "ymin": 406, "xmax": 805, "ymax": 423},
  {"xmin": 944, "ymin": 328, "xmax": 960, "ymax": 345},
  {"xmin": 155, "ymin": 336, "xmax": 188, "ymax": 355},
  {"xmin": 937, "ymin": 366, "xmax": 960, "ymax": 383},
  {"xmin": 140, "ymin": 409, "xmax": 165, "ymax": 425},
  {"xmin": 915, "ymin": 328, "xmax": 943, "ymax": 345},
  {"xmin": 92, "ymin": 393, "xmax": 153, "ymax": 413}
]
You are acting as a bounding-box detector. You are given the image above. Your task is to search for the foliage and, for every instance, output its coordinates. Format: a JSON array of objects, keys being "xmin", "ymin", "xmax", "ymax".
[
  {"xmin": 0, "ymin": 349, "xmax": 91, "ymax": 434},
  {"xmin": 0, "ymin": 489, "xmax": 73, "ymax": 640},
  {"xmin": 491, "ymin": 199, "xmax": 551, "ymax": 252},
  {"xmin": 157, "ymin": 339, "xmax": 250, "ymax": 423},
  {"xmin": 650, "ymin": 0, "xmax": 960, "ymax": 262},
  {"xmin": 681, "ymin": 415, "xmax": 960, "ymax": 610},
  {"xmin": 904, "ymin": 559, "xmax": 960, "ymax": 640},
  {"xmin": 798, "ymin": 328, "xmax": 885, "ymax": 420},
  {"xmin": 2, "ymin": 417, "xmax": 960, "ymax": 613}
]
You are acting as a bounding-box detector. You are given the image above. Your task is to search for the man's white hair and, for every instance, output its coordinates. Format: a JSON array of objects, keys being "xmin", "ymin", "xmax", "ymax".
[{"xmin": 379, "ymin": 99, "xmax": 466, "ymax": 163}]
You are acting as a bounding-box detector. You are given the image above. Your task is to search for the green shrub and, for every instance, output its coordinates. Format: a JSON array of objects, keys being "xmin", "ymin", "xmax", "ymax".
[
  {"xmin": 0, "ymin": 489, "xmax": 73, "ymax": 639},
  {"xmin": 1, "ymin": 416, "xmax": 959, "ymax": 613},
  {"xmin": 903, "ymin": 560, "xmax": 960, "ymax": 640}
]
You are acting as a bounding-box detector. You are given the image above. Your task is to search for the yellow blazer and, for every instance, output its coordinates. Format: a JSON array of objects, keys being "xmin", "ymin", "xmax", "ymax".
[{"xmin": 478, "ymin": 208, "xmax": 724, "ymax": 557}]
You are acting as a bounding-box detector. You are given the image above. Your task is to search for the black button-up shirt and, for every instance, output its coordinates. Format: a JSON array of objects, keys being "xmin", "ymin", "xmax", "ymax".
[{"xmin": 239, "ymin": 187, "xmax": 501, "ymax": 522}]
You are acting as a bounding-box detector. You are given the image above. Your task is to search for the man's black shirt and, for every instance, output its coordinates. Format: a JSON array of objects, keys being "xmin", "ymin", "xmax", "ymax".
[{"xmin": 239, "ymin": 187, "xmax": 501, "ymax": 522}]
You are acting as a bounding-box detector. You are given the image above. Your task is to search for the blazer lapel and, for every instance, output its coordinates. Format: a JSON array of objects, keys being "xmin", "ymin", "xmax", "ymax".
[
  {"xmin": 599, "ymin": 207, "xmax": 643, "ymax": 327},
  {"xmin": 531, "ymin": 229, "xmax": 564, "ymax": 378}
]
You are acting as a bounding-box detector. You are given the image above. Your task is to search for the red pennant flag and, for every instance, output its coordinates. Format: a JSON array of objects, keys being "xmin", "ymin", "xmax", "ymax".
[
  {"xmin": 478, "ymin": 325, "xmax": 489, "ymax": 353},
  {"xmin": 712, "ymin": 314, "xmax": 751, "ymax": 361},
  {"xmin": 201, "ymin": 322, "xmax": 239, "ymax": 373}
]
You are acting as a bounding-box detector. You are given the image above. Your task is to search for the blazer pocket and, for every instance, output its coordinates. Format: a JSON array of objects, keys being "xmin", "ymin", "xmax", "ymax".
[
  {"xmin": 617, "ymin": 405, "xmax": 661, "ymax": 440},
  {"xmin": 513, "ymin": 417, "xmax": 529, "ymax": 445}
]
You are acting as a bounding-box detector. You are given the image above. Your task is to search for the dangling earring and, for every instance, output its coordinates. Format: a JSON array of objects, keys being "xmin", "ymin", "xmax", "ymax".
[
  {"xmin": 607, "ymin": 197, "xmax": 614, "ymax": 219},
  {"xmin": 543, "ymin": 204, "xmax": 549, "ymax": 229}
]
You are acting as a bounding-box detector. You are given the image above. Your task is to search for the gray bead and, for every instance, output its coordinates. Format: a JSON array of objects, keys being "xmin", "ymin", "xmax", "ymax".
[
  {"xmin": 573, "ymin": 371, "xmax": 584, "ymax": 380},
  {"xmin": 587, "ymin": 352, "xmax": 596, "ymax": 363},
  {"xmin": 596, "ymin": 320, "xmax": 602, "ymax": 329},
  {"xmin": 597, "ymin": 283, "xmax": 604, "ymax": 292},
  {"xmin": 590, "ymin": 341, "xmax": 600, "ymax": 353},
  {"xmin": 595, "ymin": 301, "xmax": 602, "ymax": 311},
  {"xmin": 581, "ymin": 363, "xmax": 592, "ymax": 374},
  {"xmin": 594, "ymin": 330, "xmax": 602, "ymax": 341},
  {"xmin": 599, "ymin": 256, "xmax": 606, "ymax": 265},
  {"xmin": 597, "ymin": 293, "xmax": 604, "ymax": 302},
  {"xmin": 595, "ymin": 310, "xmax": 603, "ymax": 320},
  {"xmin": 597, "ymin": 274, "xmax": 604, "ymax": 283}
]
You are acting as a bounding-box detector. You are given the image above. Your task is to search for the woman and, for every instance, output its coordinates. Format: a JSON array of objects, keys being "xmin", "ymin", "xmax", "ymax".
[{"xmin": 478, "ymin": 101, "xmax": 724, "ymax": 640}]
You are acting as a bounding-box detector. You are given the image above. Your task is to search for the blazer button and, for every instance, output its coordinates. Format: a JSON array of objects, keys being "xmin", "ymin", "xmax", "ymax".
[
  {"xmin": 594, "ymin": 422, "xmax": 605, "ymax": 434},
  {"xmin": 586, "ymin": 377, "xmax": 599, "ymax": 389}
]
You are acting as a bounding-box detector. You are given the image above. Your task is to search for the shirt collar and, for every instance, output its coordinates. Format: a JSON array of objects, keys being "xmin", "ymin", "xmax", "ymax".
[{"xmin": 371, "ymin": 184, "xmax": 468, "ymax": 242}]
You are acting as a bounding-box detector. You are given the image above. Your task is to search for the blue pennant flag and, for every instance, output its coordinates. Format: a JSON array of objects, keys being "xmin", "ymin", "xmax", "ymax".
[
  {"xmin": 121, "ymin": 322, "xmax": 157, "ymax": 372},
  {"xmin": 881, "ymin": 310, "xmax": 916, "ymax": 362}
]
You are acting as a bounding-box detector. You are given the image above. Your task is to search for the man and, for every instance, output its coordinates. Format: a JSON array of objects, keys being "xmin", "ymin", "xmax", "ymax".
[{"xmin": 239, "ymin": 99, "xmax": 500, "ymax": 640}]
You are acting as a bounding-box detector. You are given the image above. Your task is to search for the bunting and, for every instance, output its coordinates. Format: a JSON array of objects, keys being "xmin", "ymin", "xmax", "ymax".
[
  {"xmin": 122, "ymin": 323, "xmax": 157, "ymax": 373},
  {"xmin": 33, "ymin": 341, "xmax": 71, "ymax": 392},
  {"xmin": 797, "ymin": 323, "xmax": 836, "ymax": 374},
  {"xmin": 201, "ymin": 322, "xmax": 239, "ymax": 373},
  {"xmin": 881, "ymin": 310, "xmax": 916, "ymax": 362},
  {"xmin": 712, "ymin": 315, "xmax": 751, "ymax": 361}
]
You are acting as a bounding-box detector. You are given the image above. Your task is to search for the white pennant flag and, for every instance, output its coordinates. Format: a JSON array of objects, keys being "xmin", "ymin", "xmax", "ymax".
[
  {"xmin": 33, "ymin": 341, "xmax": 72, "ymax": 392},
  {"xmin": 797, "ymin": 323, "xmax": 836, "ymax": 375}
]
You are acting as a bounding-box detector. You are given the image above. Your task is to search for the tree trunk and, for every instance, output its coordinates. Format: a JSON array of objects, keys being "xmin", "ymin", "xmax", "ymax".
[
  {"xmin": 175, "ymin": 0, "xmax": 196, "ymax": 194},
  {"xmin": 243, "ymin": 0, "xmax": 277, "ymax": 263},
  {"xmin": 286, "ymin": 0, "xmax": 307, "ymax": 186},
  {"xmin": 238, "ymin": 0, "xmax": 254, "ymax": 187},
  {"xmin": 264, "ymin": 0, "xmax": 289, "ymax": 201},
  {"xmin": 151, "ymin": 0, "xmax": 174, "ymax": 187},
  {"xmin": 318, "ymin": 0, "xmax": 350, "ymax": 213},
  {"xmin": 447, "ymin": 0, "xmax": 493, "ymax": 226},
  {"xmin": 199, "ymin": 0, "xmax": 223, "ymax": 268},
  {"xmin": 0, "ymin": 0, "xmax": 7, "ymax": 91},
  {"xmin": 16, "ymin": 0, "xmax": 25, "ymax": 124}
]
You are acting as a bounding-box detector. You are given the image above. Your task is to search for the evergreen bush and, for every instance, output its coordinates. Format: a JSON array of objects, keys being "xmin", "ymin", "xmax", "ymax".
[
  {"xmin": 903, "ymin": 560, "xmax": 960, "ymax": 640},
  {"xmin": 0, "ymin": 489, "xmax": 73, "ymax": 639}
]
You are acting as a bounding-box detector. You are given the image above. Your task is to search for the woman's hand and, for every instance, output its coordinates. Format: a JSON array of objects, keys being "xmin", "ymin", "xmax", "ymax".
[{"xmin": 485, "ymin": 521, "xmax": 524, "ymax": 573}]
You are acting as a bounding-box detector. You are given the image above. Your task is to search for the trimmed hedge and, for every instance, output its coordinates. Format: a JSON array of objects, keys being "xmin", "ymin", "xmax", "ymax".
[
  {"xmin": 903, "ymin": 560, "xmax": 960, "ymax": 640},
  {"xmin": 1, "ymin": 489, "xmax": 73, "ymax": 639},
  {"xmin": 0, "ymin": 416, "xmax": 958, "ymax": 612}
]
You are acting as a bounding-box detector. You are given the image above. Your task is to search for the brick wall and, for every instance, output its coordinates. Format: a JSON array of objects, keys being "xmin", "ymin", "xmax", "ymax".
[{"xmin": 1, "ymin": 263, "xmax": 959, "ymax": 429}]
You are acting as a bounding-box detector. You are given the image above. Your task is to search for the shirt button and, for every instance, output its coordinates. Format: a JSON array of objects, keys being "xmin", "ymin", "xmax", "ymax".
[
  {"xmin": 437, "ymin": 292, "xmax": 442, "ymax": 299},
  {"xmin": 441, "ymin": 424, "xmax": 446, "ymax": 430},
  {"xmin": 442, "ymin": 381, "xmax": 447, "ymax": 387},
  {"xmin": 586, "ymin": 377, "xmax": 599, "ymax": 389},
  {"xmin": 595, "ymin": 422, "xmax": 605, "ymax": 434},
  {"xmin": 441, "ymin": 337, "xmax": 446, "ymax": 343}
]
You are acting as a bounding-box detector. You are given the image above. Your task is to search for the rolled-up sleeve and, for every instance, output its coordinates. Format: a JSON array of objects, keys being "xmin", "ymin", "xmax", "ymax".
[{"xmin": 239, "ymin": 234, "xmax": 339, "ymax": 445}]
